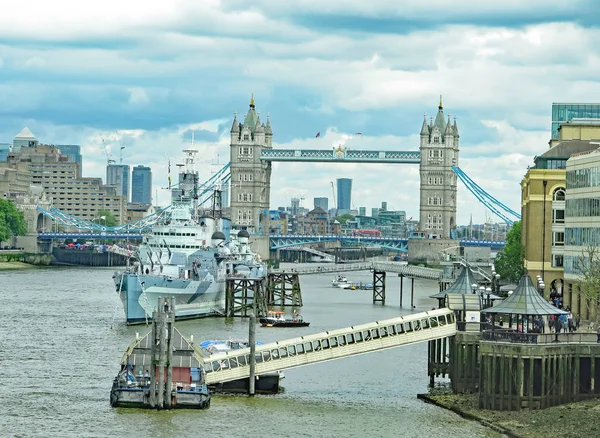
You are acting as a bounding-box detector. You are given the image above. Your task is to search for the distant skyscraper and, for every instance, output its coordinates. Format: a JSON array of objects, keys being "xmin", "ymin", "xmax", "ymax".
[
  {"xmin": 336, "ymin": 178, "xmax": 352, "ymax": 212},
  {"xmin": 381, "ymin": 201, "xmax": 387, "ymax": 212},
  {"xmin": 0, "ymin": 143, "xmax": 10, "ymax": 161},
  {"xmin": 372, "ymin": 208, "xmax": 379, "ymax": 218},
  {"xmin": 314, "ymin": 197, "xmax": 328, "ymax": 211},
  {"xmin": 131, "ymin": 165, "xmax": 152, "ymax": 205},
  {"xmin": 359, "ymin": 207, "xmax": 366, "ymax": 216},
  {"xmin": 58, "ymin": 144, "xmax": 83, "ymax": 178},
  {"xmin": 13, "ymin": 127, "xmax": 38, "ymax": 152},
  {"xmin": 290, "ymin": 197, "xmax": 300, "ymax": 215},
  {"xmin": 107, "ymin": 164, "xmax": 130, "ymax": 201}
]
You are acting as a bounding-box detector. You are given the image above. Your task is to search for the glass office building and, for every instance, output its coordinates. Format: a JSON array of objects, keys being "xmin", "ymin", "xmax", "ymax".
[
  {"xmin": 57, "ymin": 144, "xmax": 83, "ymax": 178},
  {"xmin": 336, "ymin": 178, "xmax": 352, "ymax": 212},
  {"xmin": 131, "ymin": 165, "xmax": 152, "ymax": 205},
  {"xmin": 552, "ymin": 103, "xmax": 600, "ymax": 139}
]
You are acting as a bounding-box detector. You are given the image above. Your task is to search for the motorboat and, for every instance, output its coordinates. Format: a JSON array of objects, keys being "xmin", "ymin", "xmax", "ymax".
[
  {"xmin": 331, "ymin": 276, "xmax": 349, "ymax": 287},
  {"xmin": 260, "ymin": 311, "xmax": 310, "ymax": 327}
]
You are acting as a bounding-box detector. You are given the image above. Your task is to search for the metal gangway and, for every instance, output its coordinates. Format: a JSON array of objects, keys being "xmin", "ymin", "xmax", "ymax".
[
  {"xmin": 270, "ymin": 261, "xmax": 442, "ymax": 281},
  {"xmin": 202, "ymin": 308, "xmax": 456, "ymax": 385}
]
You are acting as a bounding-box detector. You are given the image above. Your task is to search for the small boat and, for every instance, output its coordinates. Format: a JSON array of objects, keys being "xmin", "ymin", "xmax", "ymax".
[
  {"xmin": 200, "ymin": 339, "xmax": 283, "ymax": 394},
  {"xmin": 260, "ymin": 311, "xmax": 310, "ymax": 327},
  {"xmin": 331, "ymin": 276, "xmax": 349, "ymax": 287}
]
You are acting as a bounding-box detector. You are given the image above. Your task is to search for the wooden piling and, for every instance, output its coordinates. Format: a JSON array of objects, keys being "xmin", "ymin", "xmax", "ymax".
[{"xmin": 249, "ymin": 313, "xmax": 256, "ymax": 396}]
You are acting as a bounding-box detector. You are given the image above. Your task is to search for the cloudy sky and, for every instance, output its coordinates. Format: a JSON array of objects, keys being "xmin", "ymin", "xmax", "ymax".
[{"xmin": 1, "ymin": 0, "xmax": 599, "ymax": 225}]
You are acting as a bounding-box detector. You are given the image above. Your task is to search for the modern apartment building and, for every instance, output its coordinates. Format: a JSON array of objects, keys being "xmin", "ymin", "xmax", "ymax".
[{"xmin": 564, "ymin": 149, "xmax": 600, "ymax": 320}]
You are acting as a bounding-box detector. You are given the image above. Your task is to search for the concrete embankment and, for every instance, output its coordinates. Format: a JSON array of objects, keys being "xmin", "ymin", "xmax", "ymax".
[
  {"xmin": 0, "ymin": 252, "xmax": 53, "ymax": 268},
  {"xmin": 418, "ymin": 393, "xmax": 600, "ymax": 437}
]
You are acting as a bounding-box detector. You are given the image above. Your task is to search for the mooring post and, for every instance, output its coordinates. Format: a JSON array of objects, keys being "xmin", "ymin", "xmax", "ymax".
[
  {"xmin": 248, "ymin": 313, "xmax": 257, "ymax": 396},
  {"xmin": 399, "ymin": 274, "xmax": 404, "ymax": 308},
  {"xmin": 149, "ymin": 308, "xmax": 157, "ymax": 409},
  {"xmin": 410, "ymin": 278, "xmax": 415, "ymax": 309},
  {"xmin": 164, "ymin": 297, "xmax": 175, "ymax": 409},
  {"xmin": 157, "ymin": 297, "xmax": 166, "ymax": 410}
]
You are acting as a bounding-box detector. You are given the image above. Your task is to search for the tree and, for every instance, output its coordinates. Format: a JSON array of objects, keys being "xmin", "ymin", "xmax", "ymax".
[
  {"xmin": 93, "ymin": 209, "xmax": 119, "ymax": 227},
  {"xmin": 574, "ymin": 246, "xmax": 600, "ymax": 323},
  {"xmin": 0, "ymin": 199, "xmax": 27, "ymax": 247},
  {"xmin": 494, "ymin": 221, "xmax": 525, "ymax": 283},
  {"xmin": 334, "ymin": 213, "xmax": 354, "ymax": 225}
]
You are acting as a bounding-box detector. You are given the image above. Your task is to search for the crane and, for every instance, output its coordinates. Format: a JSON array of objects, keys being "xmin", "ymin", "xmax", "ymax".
[
  {"xmin": 330, "ymin": 181, "xmax": 337, "ymax": 216},
  {"xmin": 102, "ymin": 138, "xmax": 116, "ymax": 166}
]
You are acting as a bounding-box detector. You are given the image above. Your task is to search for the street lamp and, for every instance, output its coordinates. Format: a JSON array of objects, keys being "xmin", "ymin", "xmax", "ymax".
[
  {"xmin": 471, "ymin": 283, "xmax": 478, "ymax": 294},
  {"xmin": 485, "ymin": 286, "xmax": 493, "ymax": 308}
]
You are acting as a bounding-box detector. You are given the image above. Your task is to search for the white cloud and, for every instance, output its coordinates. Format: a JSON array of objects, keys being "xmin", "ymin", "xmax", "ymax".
[
  {"xmin": 0, "ymin": 1, "xmax": 598, "ymax": 229},
  {"xmin": 127, "ymin": 87, "xmax": 150, "ymax": 105}
]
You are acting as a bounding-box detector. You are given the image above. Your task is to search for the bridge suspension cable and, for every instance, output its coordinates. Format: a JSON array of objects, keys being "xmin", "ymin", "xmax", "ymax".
[{"xmin": 451, "ymin": 166, "xmax": 521, "ymax": 225}]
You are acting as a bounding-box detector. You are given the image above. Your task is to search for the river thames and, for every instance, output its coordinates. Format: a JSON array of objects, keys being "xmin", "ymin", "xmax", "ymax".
[{"xmin": 0, "ymin": 265, "xmax": 501, "ymax": 437}]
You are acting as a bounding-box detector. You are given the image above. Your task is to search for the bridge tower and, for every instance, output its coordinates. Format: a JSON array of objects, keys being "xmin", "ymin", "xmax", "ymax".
[
  {"xmin": 419, "ymin": 96, "xmax": 459, "ymax": 239},
  {"xmin": 229, "ymin": 95, "xmax": 273, "ymax": 242}
]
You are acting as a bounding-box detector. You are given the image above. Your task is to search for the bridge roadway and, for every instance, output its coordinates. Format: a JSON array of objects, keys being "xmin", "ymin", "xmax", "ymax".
[
  {"xmin": 202, "ymin": 308, "xmax": 456, "ymax": 385},
  {"xmin": 270, "ymin": 261, "xmax": 443, "ymax": 281}
]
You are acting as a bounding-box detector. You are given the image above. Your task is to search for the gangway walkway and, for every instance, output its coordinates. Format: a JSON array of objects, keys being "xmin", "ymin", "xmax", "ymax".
[
  {"xmin": 202, "ymin": 308, "xmax": 456, "ymax": 385},
  {"xmin": 270, "ymin": 261, "xmax": 443, "ymax": 280}
]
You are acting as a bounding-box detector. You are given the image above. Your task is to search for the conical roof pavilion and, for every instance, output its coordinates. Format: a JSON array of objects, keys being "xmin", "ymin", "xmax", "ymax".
[
  {"xmin": 430, "ymin": 266, "xmax": 478, "ymax": 298},
  {"xmin": 484, "ymin": 275, "xmax": 568, "ymax": 316}
]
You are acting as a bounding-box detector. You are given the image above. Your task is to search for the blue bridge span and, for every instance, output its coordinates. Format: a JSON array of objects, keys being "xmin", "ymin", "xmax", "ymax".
[{"xmin": 37, "ymin": 232, "xmax": 505, "ymax": 252}]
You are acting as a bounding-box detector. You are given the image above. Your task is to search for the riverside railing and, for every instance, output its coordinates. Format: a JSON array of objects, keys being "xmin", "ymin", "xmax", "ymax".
[{"xmin": 482, "ymin": 330, "xmax": 599, "ymax": 345}]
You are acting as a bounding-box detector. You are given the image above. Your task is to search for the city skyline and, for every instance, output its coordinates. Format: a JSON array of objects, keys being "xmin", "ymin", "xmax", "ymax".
[{"xmin": 1, "ymin": 1, "xmax": 599, "ymax": 224}]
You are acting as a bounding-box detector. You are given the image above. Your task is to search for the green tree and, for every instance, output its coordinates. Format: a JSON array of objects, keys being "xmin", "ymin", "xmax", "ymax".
[
  {"xmin": 494, "ymin": 221, "xmax": 525, "ymax": 283},
  {"xmin": 574, "ymin": 246, "xmax": 600, "ymax": 323},
  {"xmin": 93, "ymin": 209, "xmax": 119, "ymax": 227},
  {"xmin": 334, "ymin": 213, "xmax": 354, "ymax": 225},
  {"xmin": 0, "ymin": 199, "xmax": 28, "ymax": 247}
]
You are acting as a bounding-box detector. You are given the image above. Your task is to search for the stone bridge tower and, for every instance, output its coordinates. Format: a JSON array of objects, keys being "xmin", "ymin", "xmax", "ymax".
[
  {"xmin": 418, "ymin": 97, "xmax": 459, "ymax": 239},
  {"xmin": 229, "ymin": 95, "xmax": 273, "ymax": 237}
]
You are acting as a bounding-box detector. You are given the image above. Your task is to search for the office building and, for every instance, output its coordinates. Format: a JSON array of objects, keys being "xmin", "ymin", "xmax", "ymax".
[
  {"xmin": 3, "ymin": 144, "xmax": 125, "ymax": 222},
  {"xmin": 0, "ymin": 143, "xmax": 10, "ymax": 161},
  {"xmin": 314, "ymin": 197, "xmax": 328, "ymax": 211},
  {"xmin": 358, "ymin": 207, "xmax": 366, "ymax": 216},
  {"xmin": 57, "ymin": 144, "xmax": 83, "ymax": 178},
  {"xmin": 381, "ymin": 201, "xmax": 387, "ymax": 212},
  {"xmin": 131, "ymin": 165, "xmax": 152, "ymax": 205},
  {"xmin": 107, "ymin": 164, "xmax": 130, "ymax": 201},
  {"xmin": 371, "ymin": 207, "xmax": 379, "ymax": 218},
  {"xmin": 551, "ymin": 103, "xmax": 600, "ymax": 140},
  {"xmin": 336, "ymin": 178, "xmax": 352, "ymax": 212},
  {"xmin": 12, "ymin": 127, "xmax": 38, "ymax": 152}
]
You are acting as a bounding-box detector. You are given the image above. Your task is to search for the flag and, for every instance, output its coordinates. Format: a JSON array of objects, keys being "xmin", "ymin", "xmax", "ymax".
[
  {"xmin": 315, "ymin": 132, "xmax": 321, "ymax": 138},
  {"xmin": 100, "ymin": 216, "xmax": 106, "ymax": 220},
  {"xmin": 355, "ymin": 132, "xmax": 362, "ymax": 136},
  {"xmin": 168, "ymin": 160, "xmax": 171, "ymax": 189}
]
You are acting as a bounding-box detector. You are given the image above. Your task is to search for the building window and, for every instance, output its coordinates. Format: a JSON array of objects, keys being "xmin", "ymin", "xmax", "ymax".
[
  {"xmin": 552, "ymin": 231, "xmax": 564, "ymax": 246},
  {"xmin": 433, "ymin": 136, "xmax": 440, "ymax": 144},
  {"xmin": 553, "ymin": 188, "xmax": 566, "ymax": 201},
  {"xmin": 243, "ymin": 134, "xmax": 250, "ymax": 141},
  {"xmin": 552, "ymin": 209, "xmax": 565, "ymax": 224},
  {"xmin": 552, "ymin": 254, "xmax": 564, "ymax": 268}
]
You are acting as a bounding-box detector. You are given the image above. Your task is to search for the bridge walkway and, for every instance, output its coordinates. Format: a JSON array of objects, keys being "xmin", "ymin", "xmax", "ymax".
[
  {"xmin": 202, "ymin": 308, "xmax": 456, "ymax": 385},
  {"xmin": 270, "ymin": 261, "xmax": 442, "ymax": 281}
]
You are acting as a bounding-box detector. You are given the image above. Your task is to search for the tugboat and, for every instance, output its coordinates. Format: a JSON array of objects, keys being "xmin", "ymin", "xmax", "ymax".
[
  {"xmin": 110, "ymin": 298, "xmax": 210, "ymax": 409},
  {"xmin": 260, "ymin": 310, "xmax": 310, "ymax": 327}
]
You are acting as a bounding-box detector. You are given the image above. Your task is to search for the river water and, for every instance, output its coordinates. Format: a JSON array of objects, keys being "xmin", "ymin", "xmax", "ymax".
[{"xmin": 0, "ymin": 264, "xmax": 500, "ymax": 438}]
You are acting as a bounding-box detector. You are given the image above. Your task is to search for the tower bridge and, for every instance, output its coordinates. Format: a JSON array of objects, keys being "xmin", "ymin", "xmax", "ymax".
[{"xmin": 32, "ymin": 96, "xmax": 516, "ymax": 262}]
